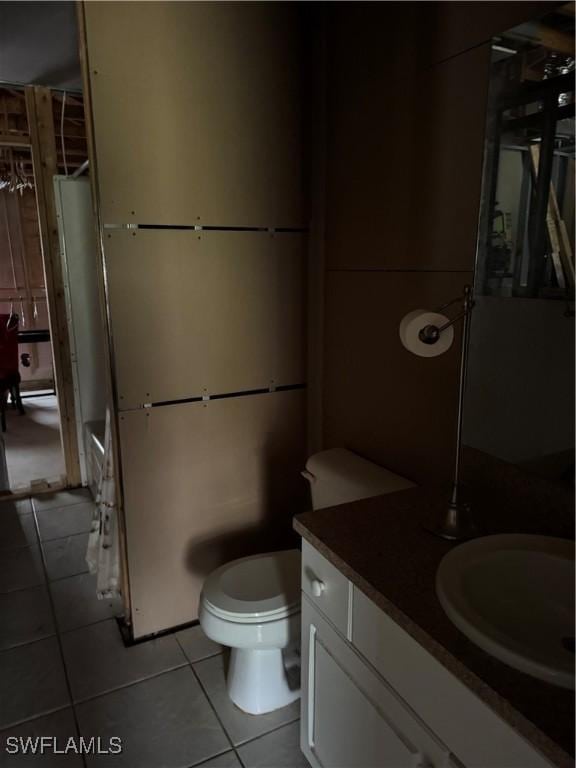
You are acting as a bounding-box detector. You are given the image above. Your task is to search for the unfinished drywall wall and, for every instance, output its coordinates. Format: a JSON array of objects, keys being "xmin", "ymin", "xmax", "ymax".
[
  {"xmin": 120, "ymin": 391, "xmax": 305, "ymax": 635},
  {"xmin": 104, "ymin": 229, "xmax": 305, "ymax": 410},
  {"xmin": 82, "ymin": 1, "xmax": 307, "ymax": 638},
  {"xmin": 84, "ymin": 2, "xmax": 304, "ymax": 228}
]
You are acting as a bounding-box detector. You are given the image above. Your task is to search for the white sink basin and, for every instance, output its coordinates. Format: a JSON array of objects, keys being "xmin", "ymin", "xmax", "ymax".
[{"xmin": 436, "ymin": 534, "xmax": 575, "ymax": 689}]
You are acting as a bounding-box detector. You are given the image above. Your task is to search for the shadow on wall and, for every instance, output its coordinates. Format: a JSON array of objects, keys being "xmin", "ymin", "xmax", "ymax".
[{"xmin": 184, "ymin": 433, "xmax": 308, "ymax": 579}]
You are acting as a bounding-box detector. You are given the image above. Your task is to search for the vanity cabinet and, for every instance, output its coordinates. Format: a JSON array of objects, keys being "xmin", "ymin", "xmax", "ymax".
[
  {"xmin": 300, "ymin": 540, "xmax": 555, "ymax": 768},
  {"xmin": 303, "ymin": 598, "xmax": 453, "ymax": 768}
]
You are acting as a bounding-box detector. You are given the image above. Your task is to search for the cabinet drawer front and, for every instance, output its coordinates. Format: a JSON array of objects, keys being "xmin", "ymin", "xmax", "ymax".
[
  {"xmin": 302, "ymin": 596, "xmax": 451, "ymax": 768},
  {"xmin": 352, "ymin": 587, "xmax": 554, "ymax": 768},
  {"xmin": 301, "ymin": 540, "xmax": 349, "ymax": 635}
]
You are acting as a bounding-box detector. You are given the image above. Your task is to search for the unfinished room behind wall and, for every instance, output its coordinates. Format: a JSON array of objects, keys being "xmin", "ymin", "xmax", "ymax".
[{"xmin": 0, "ymin": 86, "xmax": 88, "ymax": 492}]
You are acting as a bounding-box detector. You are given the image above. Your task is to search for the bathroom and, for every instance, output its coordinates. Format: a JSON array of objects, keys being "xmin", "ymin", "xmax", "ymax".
[{"xmin": 0, "ymin": 2, "xmax": 574, "ymax": 767}]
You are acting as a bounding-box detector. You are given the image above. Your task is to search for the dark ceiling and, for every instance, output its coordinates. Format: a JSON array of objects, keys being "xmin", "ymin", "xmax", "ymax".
[{"xmin": 0, "ymin": 1, "xmax": 82, "ymax": 91}]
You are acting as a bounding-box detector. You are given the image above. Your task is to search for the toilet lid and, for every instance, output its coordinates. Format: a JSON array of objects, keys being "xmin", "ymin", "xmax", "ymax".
[{"xmin": 202, "ymin": 549, "xmax": 301, "ymax": 619}]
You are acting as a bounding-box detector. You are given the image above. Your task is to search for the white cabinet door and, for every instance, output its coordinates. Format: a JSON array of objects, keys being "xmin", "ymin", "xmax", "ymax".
[{"xmin": 302, "ymin": 596, "xmax": 451, "ymax": 768}]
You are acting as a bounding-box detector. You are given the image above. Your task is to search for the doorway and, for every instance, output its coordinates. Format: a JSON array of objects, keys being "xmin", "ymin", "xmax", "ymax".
[{"xmin": 0, "ymin": 84, "xmax": 88, "ymax": 496}]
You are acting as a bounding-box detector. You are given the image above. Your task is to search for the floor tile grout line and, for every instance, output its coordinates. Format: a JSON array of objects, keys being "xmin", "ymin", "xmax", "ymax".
[
  {"xmin": 0, "ymin": 630, "xmax": 58, "ymax": 655},
  {"xmin": 32, "ymin": 495, "xmax": 93, "ymax": 516},
  {"xmin": 174, "ymin": 632, "xmax": 223, "ymax": 667},
  {"xmin": 43, "ymin": 568, "xmax": 97, "ymax": 589},
  {"xmin": 37, "ymin": 528, "xmax": 93, "ymax": 545},
  {"xmin": 234, "ymin": 747, "xmax": 248, "ymax": 768},
  {"xmin": 0, "ymin": 704, "xmax": 72, "ymax": 734},
  {"xmin": 46, "ymin": 568, "xmax": 90, "ymax": 584},
  {"xmin": 188, "ymin": 652, "xmax": 300, "ymax": 754},
  {"xmin": 30, "ymin": 504, "xmax": 85, "ymax": 751},
  {"xmin": 185, "ymin": 746, "xmax": 243, "ymax": 768},
  {"xmin": 69, "ymin": 661, "xmax": 191, "ymax": 707},
  {"xmin": 0, "ymin": 540, "xmax": 43, "ymax": 555},
  {"xmin": 0, "ymin": 542, "xmax": 40, "ymax": 552},
  {"xmin": 0, "ymin": 579, "xmax": 47, "ymax": 597},
  {"xmin": 41, "ymin": 529, "xmax": 93, "ymax": 544},
  {"xmin": 232, "ymin": 716, "xmax": 301, "ymax": 749},
  {"xmin": 188, "ymin": 659, "xmax": 238, "ymax": 754},
  {"xmin": 55, "ymin": 613, "xmax": 123, "ymax": 638}
]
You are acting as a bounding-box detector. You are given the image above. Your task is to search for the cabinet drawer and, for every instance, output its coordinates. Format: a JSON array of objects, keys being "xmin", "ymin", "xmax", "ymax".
[
  {"xmin": 351, "ymin": 586, "xmax": 554, "ymax": 768},
  {"xmin": 301, "ymin": 540, "xmax": 349, "ymax": 635}
]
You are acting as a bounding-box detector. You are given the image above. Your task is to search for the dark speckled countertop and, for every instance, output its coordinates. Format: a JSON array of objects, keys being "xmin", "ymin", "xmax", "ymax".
[{"xmin": 294, "ymin": 471, "xmax": 575, "ymax": 768}]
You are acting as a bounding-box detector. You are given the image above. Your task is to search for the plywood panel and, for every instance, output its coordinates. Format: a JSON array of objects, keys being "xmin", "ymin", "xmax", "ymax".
[
  {"xmin": 105, "ymin": 229, "xmax": 305, "ymax": 409},
  {"xmin": 326, "ymin": 10, "xmax": 490, "ymax": 271},
  {"xmin": 323, "ymin": 270, "xmax": 473, "ymax": 487},
  {"xmin": 119, "ymin": 390, "xmax": 306, "ymax": 638},
  {"xmin": 84, "ymin": 1, "xmax": 304, "ymax": 227}
]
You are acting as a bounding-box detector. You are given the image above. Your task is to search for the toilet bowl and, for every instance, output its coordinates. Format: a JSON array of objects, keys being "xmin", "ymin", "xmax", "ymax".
[
  {"xmin": 199, "ymin": 549, "xmax": 302, "ymax": 715},
  {"xmin": 199, "ymin": 448, "xmax": 415, "ymax": 715}
]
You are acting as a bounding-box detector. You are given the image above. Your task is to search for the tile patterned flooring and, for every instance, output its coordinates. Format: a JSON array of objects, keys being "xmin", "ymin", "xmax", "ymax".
[{"xmin": 0, "ymin": 491, "xmax": 308, "ymax": 768}]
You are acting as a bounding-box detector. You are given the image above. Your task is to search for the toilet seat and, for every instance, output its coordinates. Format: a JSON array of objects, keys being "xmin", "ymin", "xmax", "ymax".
[{"xmin": 201, "ymin": 549, "xmax": 301, "ymax": 622}]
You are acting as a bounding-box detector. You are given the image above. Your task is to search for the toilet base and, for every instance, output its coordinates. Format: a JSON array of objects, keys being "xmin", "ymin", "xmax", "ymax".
[{"xmin": 227, "ymin": 647, "xmax": 301, "ymax": 715}]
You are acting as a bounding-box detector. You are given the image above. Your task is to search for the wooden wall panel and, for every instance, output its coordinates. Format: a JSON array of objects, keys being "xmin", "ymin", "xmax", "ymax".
[
  {"xmin": 411, "ymin": 45, "xmax": 491, "ymax": 272},
  {"xmin": 105, "ymin": 230, "xmax": 305, "ymax": 409},
  {"xmin": 120, "ymin": 390, "xmax": 306, "ymax": 638},
  {"xmin": 323, "ymin": 271, "xmax": 472, "ymax": 487},
  {"xmin": 84, "ymin": 1, "xmax": 304, "ymax": 227},
  {"xmin": 324, "ymin": 3, "xmax": 423, "ymax": 272},
  {"xmin": 326, "ymin": 17, "xmax": 490, "ymax": 272},
  {"xmin": 320, "ymin": 2, "xmax": 546, "ymax": 488}
]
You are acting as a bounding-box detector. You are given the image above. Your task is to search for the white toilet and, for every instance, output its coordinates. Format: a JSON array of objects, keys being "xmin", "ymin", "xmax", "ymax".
[{"xmin": 198, "ymin": 448, "xmax": 414, "ymax": 715}]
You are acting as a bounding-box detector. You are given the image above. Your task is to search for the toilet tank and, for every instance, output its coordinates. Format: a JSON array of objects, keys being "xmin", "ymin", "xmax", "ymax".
[{"xmin": 302, "ymin": 448, "xmax": 415, "ymax": 510}]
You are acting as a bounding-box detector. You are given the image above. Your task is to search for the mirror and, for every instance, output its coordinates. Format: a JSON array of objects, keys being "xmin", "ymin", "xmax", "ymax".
[{"xmin": 463, "ymin": 5, "xmax": 575, "ymax": 490}]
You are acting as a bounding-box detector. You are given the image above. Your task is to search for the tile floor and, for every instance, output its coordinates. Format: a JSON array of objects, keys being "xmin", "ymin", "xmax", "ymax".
[
  {"xmin": 3, "ymin": 395, "xmax": 65, "ymax": 491},
  {"xmin": 0, "ymin": 490, "xmax": 308, "ymax": 768}
]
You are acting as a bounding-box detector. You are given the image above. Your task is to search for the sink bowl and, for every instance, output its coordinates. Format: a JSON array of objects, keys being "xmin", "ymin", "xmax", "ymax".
[{"xmin": 436, "ymin": 534, "xmax": 575, "ymax": 689}]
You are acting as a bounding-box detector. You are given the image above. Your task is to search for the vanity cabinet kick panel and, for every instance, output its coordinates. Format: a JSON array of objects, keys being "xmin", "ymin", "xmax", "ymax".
[
  {"xmin": 351, "ymin": 586, "xmax": 555, "ymax": 768},
  {"xmin": 301, "ymin": 596, "xmax": 453, "ymax": 768},
  {"xmin": 301, "ymin": 540, "xmax": 350, "ymax": 635}
]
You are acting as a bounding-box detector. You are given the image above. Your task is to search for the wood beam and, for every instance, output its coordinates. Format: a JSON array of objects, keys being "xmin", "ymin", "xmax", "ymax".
[
  {"xmin": 532, "ymin": 23, "xmax": 575, "ymax": 56},
  {"xmin": 0, "ymin": 133, "xmax": 31, "ymax": 147},
  {"xmin": 530, "ymin": 144, "xmax": 575, "ymax": 293},
  {"xmin": 25, "ymin": 85, "xmax": 82, "ymax": 487}
]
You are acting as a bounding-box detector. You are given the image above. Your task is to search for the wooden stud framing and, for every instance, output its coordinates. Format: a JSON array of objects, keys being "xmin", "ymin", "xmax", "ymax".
[
  {"xmin": 25, "ymin": 85, "xmax": 82, "ymax": 487},
  {"xmin": 13, "ymin": 195, "xmax": 38, "ymax": 370},
  {"xmin": 0, "ymin": 133, "xmax": 30, "ymax": 147}
]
